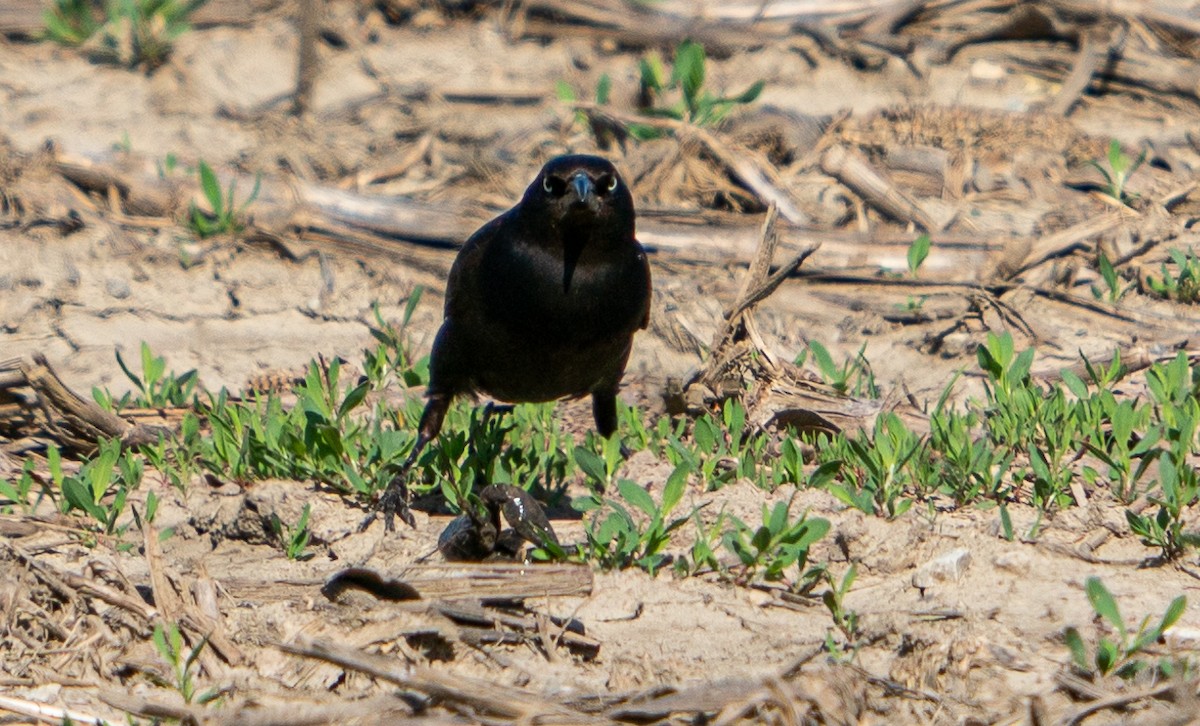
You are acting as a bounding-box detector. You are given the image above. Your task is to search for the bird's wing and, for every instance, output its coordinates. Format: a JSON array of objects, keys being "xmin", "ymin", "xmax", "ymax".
[
  {"xmin": 444, "ymin": 213, "xmax": 507, "ymax": 318},
  {"xmin": 636, "ymin": 243, "xmax": 651, "ymax": 330}
]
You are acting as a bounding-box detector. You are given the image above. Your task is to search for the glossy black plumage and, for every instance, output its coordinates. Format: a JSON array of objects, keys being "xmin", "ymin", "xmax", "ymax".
[{"xmin": 379, "ymin": 154, "xmax": 652, "ymax": 530}]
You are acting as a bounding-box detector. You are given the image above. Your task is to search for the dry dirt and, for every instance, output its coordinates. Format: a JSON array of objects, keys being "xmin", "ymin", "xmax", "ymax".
[{"xmin": 4, "ymin": 1, "xmax": 1200, "ymax": 724}]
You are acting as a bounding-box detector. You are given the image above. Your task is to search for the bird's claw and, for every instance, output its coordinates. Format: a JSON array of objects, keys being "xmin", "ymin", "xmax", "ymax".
[{"xmin": 378, "ymin": 478, "xmax": 416, "ymax": 532}]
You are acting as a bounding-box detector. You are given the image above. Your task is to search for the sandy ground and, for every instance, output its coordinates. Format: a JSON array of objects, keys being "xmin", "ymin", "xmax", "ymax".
[{"xmin": 4, "ymin": 1, "xmax": 1200, "ymax": 723}]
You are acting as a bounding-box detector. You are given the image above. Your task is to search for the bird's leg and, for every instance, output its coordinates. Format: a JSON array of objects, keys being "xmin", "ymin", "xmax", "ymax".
[
  {"xmin": 377, "ymin": 393, "xmax": 450, "ymax": 532},
  {"xmin": 592, "ymin": 389, "xmax": 632, "ymax": 461}
]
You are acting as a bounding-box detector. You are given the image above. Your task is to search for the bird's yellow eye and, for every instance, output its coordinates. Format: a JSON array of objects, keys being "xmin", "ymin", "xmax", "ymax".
[
  {"xmin": 542, "ymin": 176, "xmax": 553, "ymax": 193},
  {"xmin": 607, "ymin": 176, "xmax": 618, "ymax": 192}
]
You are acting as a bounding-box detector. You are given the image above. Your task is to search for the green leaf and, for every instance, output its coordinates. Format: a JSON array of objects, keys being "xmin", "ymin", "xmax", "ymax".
[
  {"xmin": 1063, "ymin": 627, "xmax": 1088, "ymax": 670},
  {"xmin": 639, "ymin": 53, "xmax": 665, "ymax": 92},
  {"xmin": 1085, "ymin": 577, "xmax": 1125, "ymax": 638},
  {"xmin": 152, "ymin": 623, "xmax": 171, "ymax": 661},
  {"xmin": 554, "ymin": 80, "xmax": 576, "ymax": 102},
  {"xmin": 999, "ymin": 503, "xmax": 1014, "ymax": 541},
  {"xmin": 808, "ymin": 340, "xmax": 837, "ymax": 379},
  {"xmin": 1010, "ymin": 347, "xmax": 1035, "ymax": 383},
  {"xmin": 1158, "ymin": 595, "xmax": 1187, "ymax": 634},
  {"xmin": 660, "ymin": 464, "xmax": 688, "ymax": 516},
  {"xmin": 197, "ymin": 161, "xmax": 222, "ymax": 213},
  {"xmin": 766, "ymin": 501, "xmax": 788, "ymax": 536},
  {"xmin": 672, "ymin": 40, "xmax": 706, "ymax": 112},
  {"xmin": 907, "ymin": 234, "xmax": 931, "ymax": 276},
  {"xmin": 796, "ymin": 517, "xmax": 831, "ymax": 549},
  {"xmin": 595, "ymin": 73, "xmax": 611, "ymax": 105},
  {"xmin": 728, "ymin": 80, "xmax": 764, "ymax": 104},
  {"xmin": 1095, "ymin": 639, "xmax": 1117, "ymax": 675},
  {"xmin": 574, "ymin": 446, "xmax": 607, "ymax": 484},
  {"xmin": 337, "ymin": 381, "xmax": 369, "ymax": 420},
  {"xmin": 1060, "ymin": 369, "xmax": 1088, "ymax": 399},
  {"xmin": 617, "ymin": 479, "xmax": 657, "ymax": 519}
]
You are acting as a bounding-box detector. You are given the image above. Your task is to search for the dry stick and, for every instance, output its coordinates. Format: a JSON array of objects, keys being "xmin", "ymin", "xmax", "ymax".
[
  {"xmin": 1058, "ymin": 681, "xmax": 1182, "ymax": 726},
  {"xmin": 1006, "ymin": 211, "xmax": 1130, "ymax": 279},
  {"xmin": 141, "ymin": 517, "xmax": 244, "ymax": 667},
  {"xmin": 338, "ymin": 132, "xmax": 434, "ymax": 190},
  {"xmin": 685, "ymin": 126, "xmax": 809, "ymax": 225},
  {"xmin": 277, "ymin": 637, "xmax": 609, "ymax": 724},
  {"xmin": 292, "ymin": 0, "xmax": 320, "ymax": 116},
  {"xmin": 569, "ymin": 102, "xmax": 808, "ymax": 225},
  {"xmin": 0, "ymin": 694, "xmax": 108, "ymax": 726},
  {"xmin": 18, "ymin": 354, "xmax": 170, "ymax": 451},
  {"xmin": 1003, "ymin": 43, "xmax": 1200, "ymax": 103},
  {"xmin": 97, "ymin": 690, "xmax": 200, "ymax": 726},
  {"xmin": 0, "ymin": 538, "xmax": 158, "ymax": 620},
  {"xmin": 858, "ymin": 0, "xmax": 930, "ymax": 36},
  {"xmin": 214, "ymin": 696, "xmax": 415, "ymax": 726},
  {"xmin": 819, "ymin": 145, "xmax": 942, "ymax": 232},
  {"xmin": 1045, "ymin": 25, "xmax": 1122, "ymax": 116}
]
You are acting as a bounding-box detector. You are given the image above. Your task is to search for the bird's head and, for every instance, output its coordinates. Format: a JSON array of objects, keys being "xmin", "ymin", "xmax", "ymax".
[{"xmin": 520, "ymin": 154, "xmax": 634, "ymax": 234}]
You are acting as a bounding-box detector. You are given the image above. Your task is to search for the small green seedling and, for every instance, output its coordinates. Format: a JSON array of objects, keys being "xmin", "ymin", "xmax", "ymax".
[
  {"xmin": 189, "ymin": 161, "xmax": 260, "ymax": 238},
  {"xmin": 721, "ymin": 496, "xmax": 829, "ymax": 585},
  {"xmin": 1063, "ymin": 577, "xmax": 1186, "ymax": 679},
  {"xmin": 43, "ymin": 0, "xmax": 206, "ymax": 69},
  {"xmin": 1145, "ymin": 248, "xmax": 1200, "ymax": 304},
  {"xmin": 570, "ymin": 466, "xmax": 691, "ymax": 574},
  {"xmin": 822, "ymin": 564, "xmax": 860, "ymax": 662},
  {"xmin": 1087, "ymin": 139, "xmax": 1147, "ymax": 205},
  {"xmin": 270, "ymin": 503, "xmax": 314, "ymax": 561},
  {"xmin": 152, "ymin": 622, "xmax": 219, "ymax": 703},
  {"xmin": 559, "ymin": 39, "xmax": 764, "ymax": 143},
  {"xmin": 805, "ymin": 340, "xmax": 879, "ymax": 398},
  {"xmin": 1090, "ymin": 251, "xmax": 1131, "ymax": 303}
]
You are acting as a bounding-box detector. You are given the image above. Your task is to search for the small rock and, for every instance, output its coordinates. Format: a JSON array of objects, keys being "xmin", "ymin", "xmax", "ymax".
[
  {"xmin": 969, "ymin": 59, "xmax": 1006, "ymax": 84},
  {"xmin": 1166, "ymin": 626, "xmax": 1200, "ymax": 649},
  {"xmin": 912, "ymin": 547, "xmax": 972, "ymax": 590},
  {"xmin": 993, "ymin": 550, "xmax": 1031, "ymax": 574},
  {"xmin": 105, "ymin": 277, "xmax": 131, "ymax": 299}
]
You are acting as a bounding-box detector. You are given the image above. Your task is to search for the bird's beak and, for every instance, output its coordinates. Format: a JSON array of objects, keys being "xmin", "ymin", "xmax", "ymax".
[{"xmin": 569, "ymin": 173, "xmax": 596, "ymax": 208}]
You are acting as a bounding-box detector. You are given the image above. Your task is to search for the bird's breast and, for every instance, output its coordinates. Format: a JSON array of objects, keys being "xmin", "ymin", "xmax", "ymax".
[{"xmin": 479, "ymin": 237, "xmax": 648, "ymax": 344}]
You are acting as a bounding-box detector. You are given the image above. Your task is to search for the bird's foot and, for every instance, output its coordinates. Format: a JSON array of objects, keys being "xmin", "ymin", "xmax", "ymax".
[{"xmin": 360, "ymin": 475, "xmax": 417, "ymax": 533}]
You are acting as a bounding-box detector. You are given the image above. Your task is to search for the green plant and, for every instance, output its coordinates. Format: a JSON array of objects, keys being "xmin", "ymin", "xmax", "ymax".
[
  {"xmin": 1063, "ymin": 577, "xmax": 1186, "ymax": 679},
  {"xmin": 639, "ymin": 40, "xmax": 764, "ymax": 129},
  {"xmin": 94, "ymin": 342, "xmax": 199, "ymax": 411},
  {"xmin": 44, "ymin": 0, "xmax": 206, "ymax": 69},
  {"xmin": 52, "ymin": 440, "xmax": 143, "ymax": 538},
  {"xmin": 721, "ymin": 496, "xmax": 829, "ymax": 587},
  {"xmin": 43, "ymin": 0, "xmax": 102, "ymax": 45},
  {"xmin": 1145, "ymin": 248, "xmax": 1200, "ymax": 304},
  {"xmin": 822, "ymin": 565, "xmax": 860, "ymax": 661},
  {"xmin": 561, "ymin": 40, "xmax": 764, "ymax": 142},
  {"xmin": 270, "ymin": 503, "xmax": 314, "ymax": 561},
  {"xmin": 0, "ymin": 460, "xmax": 43, "ymax": 514},
  {"xmin": 151, "ymin": 622, "xmax": 218, "ymax": 703},
  {"xmin": 1121, "ymin": 351, "xmax": 1200, "ymax": 558},
  {"xmin": 1087, "ymin": 139, "xmax": 1147, "ymax": 205},
  {"xmin": 672, "ymin": 507, "xmax": 726, "ymax": 576},
  {"xmin": 363, "ymin": 294, "xmax": 429, "ymax": 389},
  {"xmin": 1090, "ymin": 251, "xmax": 1131, "ymax": 302},
  {"xmin": 820, "ymin": 413, "xmax": 926, "ymax": 518},
  {"xmin": 189, "ymin": 161, "xmax": 260, "ymax": 238},
  {"xmin": 569, "ymin": 466, "xmax": 691, "ymax": 574},
  {"xmin": 907, "ymin": 233, "xmax": 930, "ymax": 276},
  {"xmin": 805, "ymin": 340, "xmax": 880, "ymax": 398}
]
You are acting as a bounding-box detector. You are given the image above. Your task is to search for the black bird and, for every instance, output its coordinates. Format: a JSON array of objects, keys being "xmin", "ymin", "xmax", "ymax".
[{"xmin": 379, "ymin": 154, "xmax": 652, "ymax": 530}]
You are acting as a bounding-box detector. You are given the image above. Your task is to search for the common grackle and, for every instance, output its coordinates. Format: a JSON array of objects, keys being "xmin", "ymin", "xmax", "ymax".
[{"xmin": 378, "ymin": 154, "xmax": 652, "ymax": 531}]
